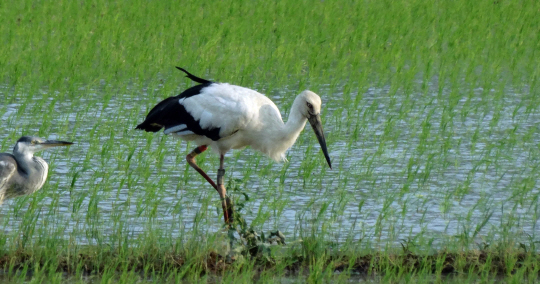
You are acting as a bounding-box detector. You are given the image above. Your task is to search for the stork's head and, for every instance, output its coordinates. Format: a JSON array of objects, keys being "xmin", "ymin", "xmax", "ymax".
[
  {"xmin": 298, "ymin": 90, "xmax": 332, "ymax": 169},
  {"xmin": 14, "ymin": 136, "xmax": 73, "ymax": 155},
  {"xmin": 298, "ymin": 90, "xmax": 323, "ymax": 118}
]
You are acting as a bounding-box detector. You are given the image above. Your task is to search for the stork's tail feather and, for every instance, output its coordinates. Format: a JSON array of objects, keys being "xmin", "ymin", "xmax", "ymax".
[{"xmin": 175, "ymin": 67, "xmax": 212, "ymax": 84}]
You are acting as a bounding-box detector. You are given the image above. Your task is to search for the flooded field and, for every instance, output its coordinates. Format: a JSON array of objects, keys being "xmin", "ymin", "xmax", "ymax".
[{"xmin": 1, "ymin": 80, "xmax": 538, "ymax": 251}]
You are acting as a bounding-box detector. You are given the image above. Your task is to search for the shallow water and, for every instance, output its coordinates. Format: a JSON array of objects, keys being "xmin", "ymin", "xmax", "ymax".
[{"xmin": 0, "ymin": 80, "xmax": 539, "ymax": 249}]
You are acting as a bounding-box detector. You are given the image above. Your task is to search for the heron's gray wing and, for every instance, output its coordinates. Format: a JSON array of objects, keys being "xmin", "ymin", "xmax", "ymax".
[{"xmin": 0, "ymin": 154, "xmax": 17, "ymax": 205}]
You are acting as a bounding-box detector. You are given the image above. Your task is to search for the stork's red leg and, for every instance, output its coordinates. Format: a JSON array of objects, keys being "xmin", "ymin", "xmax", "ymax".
[
  {"xmin": 186, "ymin": 146, "xmax": 218, "ymax": 190},
  {"xmin": 186, "ymin": 146, "xmax": 232, "ymax": 224},
  {"xmin": 217, "ymin": 154, "xmax": 234, "ymax": 224}
]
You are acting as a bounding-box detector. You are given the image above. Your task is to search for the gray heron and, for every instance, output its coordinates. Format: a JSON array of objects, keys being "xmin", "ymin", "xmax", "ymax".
[
  {"xmin": 0, "ymin": 136, "xmax": 73, "ymax": 205},
  {"xmin": 136, "ymin": 67, "xmax": 332, "ymax": 224}
]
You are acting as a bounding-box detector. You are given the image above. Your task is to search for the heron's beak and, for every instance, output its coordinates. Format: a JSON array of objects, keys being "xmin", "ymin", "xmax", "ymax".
[
  {"xmin": 40, "ymin": 140, "xmax": 74, "ymax": 148},
  {"xmin": 308, "ymin": 114, "xmax": 332, "ymax": 169}
]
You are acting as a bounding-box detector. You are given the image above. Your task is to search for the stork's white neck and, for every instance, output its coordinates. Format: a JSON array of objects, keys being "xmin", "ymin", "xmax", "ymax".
[
  {"xmin": 283, "ymin": 101, "xmax": 308, "ymax": 143},
  {"xmin": 265, "ymin": 96, "xmax": 308, "ymax": 161}
]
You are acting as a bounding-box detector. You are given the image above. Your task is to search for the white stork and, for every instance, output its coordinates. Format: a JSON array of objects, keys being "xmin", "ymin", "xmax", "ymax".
[{"xmin": 136, "ymin": 67, "xmax": 332, "ymax": 224}]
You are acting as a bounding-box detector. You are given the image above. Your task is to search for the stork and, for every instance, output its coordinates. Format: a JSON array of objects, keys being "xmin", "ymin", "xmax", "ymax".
[
  {"xmin": 0, "ymin": 136, "xmax": 73, "ymax": 205},
  {"xmin": 136, "ymin": 67, "xmax": 332, "ymax": 224}
]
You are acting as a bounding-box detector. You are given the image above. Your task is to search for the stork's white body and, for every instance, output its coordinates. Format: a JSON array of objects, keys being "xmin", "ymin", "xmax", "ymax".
[
  {"xmin": 136, "ymin": 67, "xmax": 331, "ymax": 224},
  {"xmin": 169, "ymin": 83, "xmax": 308, "ymax": 161}
]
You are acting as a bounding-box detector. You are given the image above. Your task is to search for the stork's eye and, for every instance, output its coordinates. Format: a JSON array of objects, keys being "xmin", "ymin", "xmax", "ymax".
[{"xmin": 307, "ymin": 102, "xmax": 313, "ymax": 109}]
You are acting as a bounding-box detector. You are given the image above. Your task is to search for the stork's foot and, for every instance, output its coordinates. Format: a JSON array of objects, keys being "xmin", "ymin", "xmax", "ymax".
[
  {"xmin": 221, "ymin": 182, "xmax": 287, "ymax": 260},
  {"xmin": 220, "ymin": 193, "xmax": 234, "ymax": 225},
  {"xmin": 224, "ymin": 196, "xmax": 234, "ymax": 223},
  {"xmin": 217, "ymin": 167, "xmax": 235, "ymax": 225}
]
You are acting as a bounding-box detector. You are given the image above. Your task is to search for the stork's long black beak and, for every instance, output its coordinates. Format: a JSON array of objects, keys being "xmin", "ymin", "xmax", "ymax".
[
  {"xmin": 308, "ymin": 114, "xmax": 332, "ymax": 169},
  {"xmin": 41, "ymin": 140, "xmax": 74, "ymax": 147}
]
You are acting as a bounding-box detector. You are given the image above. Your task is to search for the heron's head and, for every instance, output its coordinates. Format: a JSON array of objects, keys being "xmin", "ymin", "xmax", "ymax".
[
  {"xmin": 297, "ymin": 90, "xmax": 332, "ymax": 169},
  {"xmin": 14, "ymin": 136, "xmax": 73, "ymax": 155}
]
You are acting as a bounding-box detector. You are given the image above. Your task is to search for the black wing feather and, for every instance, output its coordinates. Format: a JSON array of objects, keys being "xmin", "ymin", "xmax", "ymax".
[{"xmin": 136, "ymin": 83, "xmax": 222, "ymax": 141}]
